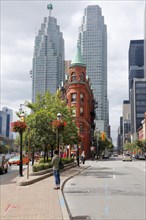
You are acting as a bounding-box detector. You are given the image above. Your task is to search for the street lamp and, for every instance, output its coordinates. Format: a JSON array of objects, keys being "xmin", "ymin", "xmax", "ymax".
[
  {"xmin": 57, "ymin": 113, "xmax": 62, "ymax": 153},
  {"xmin": 94, "ymin": 128, "xmax": 100, "ymax": 159},
  {"xmin": 77, "ymin": 144, "xmax": 80, "ymax": 166},
  {"xmin": 19, "ymin": 111, "xmax": 25, "ymax": 177}
]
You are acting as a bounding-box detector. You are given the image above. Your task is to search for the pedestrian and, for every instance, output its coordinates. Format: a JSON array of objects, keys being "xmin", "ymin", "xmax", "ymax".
[
  {"xmin": 81, "ymin": 150, "xmax": 86, "ymax": 164},
  {"xmin": 63, "ymin": 151, "xmax": 67, "ymax": 158},
  {"xmin": 51, "ymin": 149, "xmax": 61, "ymax": 190},
  {"xmin": 90, "ymin": 146, "xmax": 95, "ymax": 161}
]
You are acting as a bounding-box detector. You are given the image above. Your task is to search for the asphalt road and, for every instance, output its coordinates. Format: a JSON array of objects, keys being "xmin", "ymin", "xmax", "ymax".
[
  {"xmin": 64, "ymin": 157, "xmax": 146, "ymax": 220},
  {"xmin": 0, "ymin": 165, "xmax": 27, "ymax": 184}
]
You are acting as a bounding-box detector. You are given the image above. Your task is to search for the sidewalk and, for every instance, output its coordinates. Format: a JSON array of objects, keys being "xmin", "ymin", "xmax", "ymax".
[{"xmin": 1, "ymin": 163, "xmax": 90, "ymax": 220}]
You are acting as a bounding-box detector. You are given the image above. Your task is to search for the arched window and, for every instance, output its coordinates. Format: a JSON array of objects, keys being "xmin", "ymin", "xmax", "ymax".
[
  {"xmin": 80, "ymin": 72, "xmax": 85, "ymax": 82},
  {"xmin": 71, "ymin": 72, "xmax": 76, "ymax": 81},
  {"xmin": 80, "ymin": 122, "xmax": 84, "ymax": 134},
  {"xmin": 71, "ymin": 93, "xmax": 77, "ymax": 103},
  {"xmin": 80, "ymin": 107, "xmax": 84, "ymax": 116},
  {"xmin": 72, "ymin": 108, "xmax": 76, "ymax": 117},
  {"xmin": 80, "ymin": 93, "xmax": 84, "ymax": 102}
]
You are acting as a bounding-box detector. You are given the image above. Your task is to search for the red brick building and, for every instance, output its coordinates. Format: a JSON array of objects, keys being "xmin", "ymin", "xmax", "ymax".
[
  {"xmin": 137, "ymin": 112, "xmax": 146, "ymax": 140},
  {"xmin": 64, "ymin": 46, "xmax": 95, "ymax": 159}
]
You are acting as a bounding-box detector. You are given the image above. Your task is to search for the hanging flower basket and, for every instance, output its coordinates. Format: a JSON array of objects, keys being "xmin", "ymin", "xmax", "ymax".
[
  {"xmin": 11, "ymin": 121, "xmax": 27, "ymax": 133},
  {"xmin": 52, "ymin": 120, "xmax": 67, "ymax": 130}
]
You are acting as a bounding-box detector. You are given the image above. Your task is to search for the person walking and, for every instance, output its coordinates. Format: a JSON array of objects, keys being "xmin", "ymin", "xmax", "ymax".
[
  {"xmin": 81, "ymin": 150, "xmax": 86, "ymax": 164},
  {"xmin": 51, "ymin": 150, "xmax": 61, "ymax": 190}
]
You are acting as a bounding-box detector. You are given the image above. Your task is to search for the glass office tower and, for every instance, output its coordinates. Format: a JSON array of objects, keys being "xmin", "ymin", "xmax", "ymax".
[
  {"xmin": 130, "ymin": 79, "xmax": 146, "ymax": 141},
  {"xmin": 31, "ymin": 10, "xmax": 65, "ymax": 102},
  {"xmin": 128, "ymin": 40, "xmax": 144, "ymax": 98},
  {"xmin": 144, "ymin": 1, "xmax": 146, "ymax": 78},
  {"xmin": 78, "ymin": 5, "xmax": 109, "ymax": 134},
  {"xmin": 128, "ymin": 40, "xmax": 145, "ymax": 141}
]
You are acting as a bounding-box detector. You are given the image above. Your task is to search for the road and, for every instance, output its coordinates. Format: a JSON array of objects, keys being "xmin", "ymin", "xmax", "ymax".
[
  {"xmin": 0, "ymin": 165, "xmax": 27, "ymax": 184},
  {"xmin": 64, "ymin": 157, "xmax": 146, "ymax": 220}
]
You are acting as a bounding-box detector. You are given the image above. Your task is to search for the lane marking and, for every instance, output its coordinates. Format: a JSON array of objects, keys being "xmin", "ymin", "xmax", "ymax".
[
  {"xmin": 104, "ymin": 206, "xmax": 109, "ymax": 216},
  {"xmin": 113, "ymin": 175, "xmax": 116, "ymax": 179},
  {"xmin": 60, "ymin": 198, "xmax": 65, "ymax": 207}
]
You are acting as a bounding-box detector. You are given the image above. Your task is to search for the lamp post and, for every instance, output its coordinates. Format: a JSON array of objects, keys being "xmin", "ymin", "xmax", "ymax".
[
  {"xmin": 19, "ymin": 111, "xmax": 25, "ymax": 177},
  {"xmin": 57, "ymin": 113, "xmax": 62, "ymax": 153},
  {"xmin": 27, "ymin": 127, "xmax": 30, "ymax": 179},
  {"xmin": 77, "ymin": 144, "xmax": 80, "ymax": 166}
]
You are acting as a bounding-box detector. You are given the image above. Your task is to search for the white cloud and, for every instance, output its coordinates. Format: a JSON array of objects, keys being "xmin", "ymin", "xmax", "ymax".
[{"xmin": 1, "ymin": 0, "xmax": 145, "ymax": 145}]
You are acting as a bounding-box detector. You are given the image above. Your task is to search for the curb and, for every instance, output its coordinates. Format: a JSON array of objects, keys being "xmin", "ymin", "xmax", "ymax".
[
  {"xmin": 58, "ymin": 165, "xmax": 91, "ymax": 220},
  {"xmin": 17, "ymin": 163, "xmax": 78, "ymax": 186}
]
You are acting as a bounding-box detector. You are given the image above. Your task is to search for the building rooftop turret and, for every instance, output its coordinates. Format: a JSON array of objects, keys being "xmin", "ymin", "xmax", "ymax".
[{"xmin": 70, "ymin": 46, "xmax": 86, "ymax": 68}]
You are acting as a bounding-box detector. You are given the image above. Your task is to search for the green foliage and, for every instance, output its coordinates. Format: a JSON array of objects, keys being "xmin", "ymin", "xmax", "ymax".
[
  {"xmin": 39, "ymin": 158, "xmax": 52, "ymax": 164},
  {"xmin": 33, "ymin": 163, "xmax": 52, "ymax": 172},
  {"xmin": 23, "ymin": 91, "xmax": 78, "ymax": 157},
  {"xmin": 0, "ymin": 145, "xmax": 8, "ymax": 154},
  {"xmin": 98, "ymin": 134, "xmax": 114, "ymax": 155},
  {"xmin": 134, "ymin": 139, "xmax": 146, "ymax": 153},
  {"xmin": 32, "ymin": 157, "xmax": 74, "ymax": 172},
  {"xmin": 0, "ymin": 144, "xmax": 14, "ymax": 154},
  {"xmin": 123, "ymin": 142, "xmax": 136, "ymax": 152},
  {"xmin": 61, "ymin": 157, "xmax": 74, "ymax": 163},
  {"xmin": 123, "ymin": 141, "xmax": 146, "ymax": 153}
]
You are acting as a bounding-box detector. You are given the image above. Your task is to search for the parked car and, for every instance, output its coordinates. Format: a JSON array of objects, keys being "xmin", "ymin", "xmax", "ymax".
[
  {"xmin": 8, "ymin": 156, "xmax": 29, "ymax": 166},
  {"xmin": 102, "ymin": 155, "xmax": 108, "ymax": 159},
  {"xmin": 138, "ymin": 155, "xmax": 145, "ymax": 160},
  {"xmin": 122, "ymin": 153, "xmax": 132, "ymax": 162},
  {"xmin": 134, "ymin": 154, "xmax": 139, "ymax": 159},
  {"xmin": 5, "ymin": 153, "xmax": 15, "ymax": 160},
  {"xmin": 113, "ymin": 152, "xmax": 118, "ymax": 157},
  {"xmin": 0, "ymin": 155, "xmax": 8, "ymax": 174}
]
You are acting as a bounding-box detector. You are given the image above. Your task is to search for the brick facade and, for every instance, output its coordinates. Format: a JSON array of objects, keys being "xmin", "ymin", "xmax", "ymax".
[{"xmin": 64, "ymin": 64, "xmax": 95, "ymax": 159}]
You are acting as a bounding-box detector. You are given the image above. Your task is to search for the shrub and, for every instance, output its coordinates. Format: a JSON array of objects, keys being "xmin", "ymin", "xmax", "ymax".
[
  {"xmin": 33, "ymin": 157, "xmax": 74, "ymax": 172},
  {"xmin": 62, "ymin": 158, "xmax": 74, "ymax": 164},
  {"xmin": 33, "ymin": 163, "xmax": 52, "ymax": 172},
  {"xmin": 39, "ymin": 158, "xmax": 52, "ymax": 164}
]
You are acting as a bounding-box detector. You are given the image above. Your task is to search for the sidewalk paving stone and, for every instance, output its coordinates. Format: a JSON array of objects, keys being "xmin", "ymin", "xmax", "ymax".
[{"xmin": 1, "ymin": 163, "xmax": 90, "ymax": 220}]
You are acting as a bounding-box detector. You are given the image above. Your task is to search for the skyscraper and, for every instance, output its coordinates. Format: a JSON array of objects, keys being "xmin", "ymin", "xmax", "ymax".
[
  {"xmin": 78, "ymin": 5, "xmax": 109, "ymax": 134},
  {"xmin": 144, "ymin": 3, "xmax": 146, "ymax": 78},
  {"xmin": 122, "ymin": 100, "xmax": 131, "ymax": 146},
  {"xmin": 128, "ymin": 40, "xmax": 145, "ymax": 141},
  {"xmin": 31, "ymin": 4, "xmax": 65, "ymax": 102},
  {"xmin": 0, "ymin": 107, "xmax": 13, "ymax": 138},
  {"xmin": 128, "ymin": 40, "xmax": 144, "ymax": 98},
  {"xmin": 130, "ymin": 78, "xmax": 146, "ymax": 141}
]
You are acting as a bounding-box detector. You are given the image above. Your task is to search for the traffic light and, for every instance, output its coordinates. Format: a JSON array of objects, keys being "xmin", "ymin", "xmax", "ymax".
[{"xmin": 101, "ymin": 132, "xmax": 105, "ymax": 141}]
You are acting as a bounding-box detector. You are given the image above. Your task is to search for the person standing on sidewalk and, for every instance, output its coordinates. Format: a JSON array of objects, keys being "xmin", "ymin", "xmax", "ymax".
[{"xmin": 51, "ymin": 150, "xmax": 61, "ymax": 190}]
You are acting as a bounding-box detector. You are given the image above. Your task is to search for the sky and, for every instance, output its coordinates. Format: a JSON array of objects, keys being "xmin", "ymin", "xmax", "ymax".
[{"xmin": 1, "ymin": 0, "xmax": 145, "ymax": 145}]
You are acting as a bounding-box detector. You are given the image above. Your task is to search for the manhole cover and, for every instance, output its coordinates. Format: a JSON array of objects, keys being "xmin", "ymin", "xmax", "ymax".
[{"xmin": 71, "ymin": 216, "xmax": 91, "ymax": 220}]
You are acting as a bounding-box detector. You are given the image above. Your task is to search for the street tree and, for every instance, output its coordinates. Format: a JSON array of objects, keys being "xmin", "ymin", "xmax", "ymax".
[
  {"xmin": 24, "ymin": 91, "xmax": 78, "ymax": 162},
  {"xmin": 135, "ymin": 139, "xmax": 146, "ymax": 153}
]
